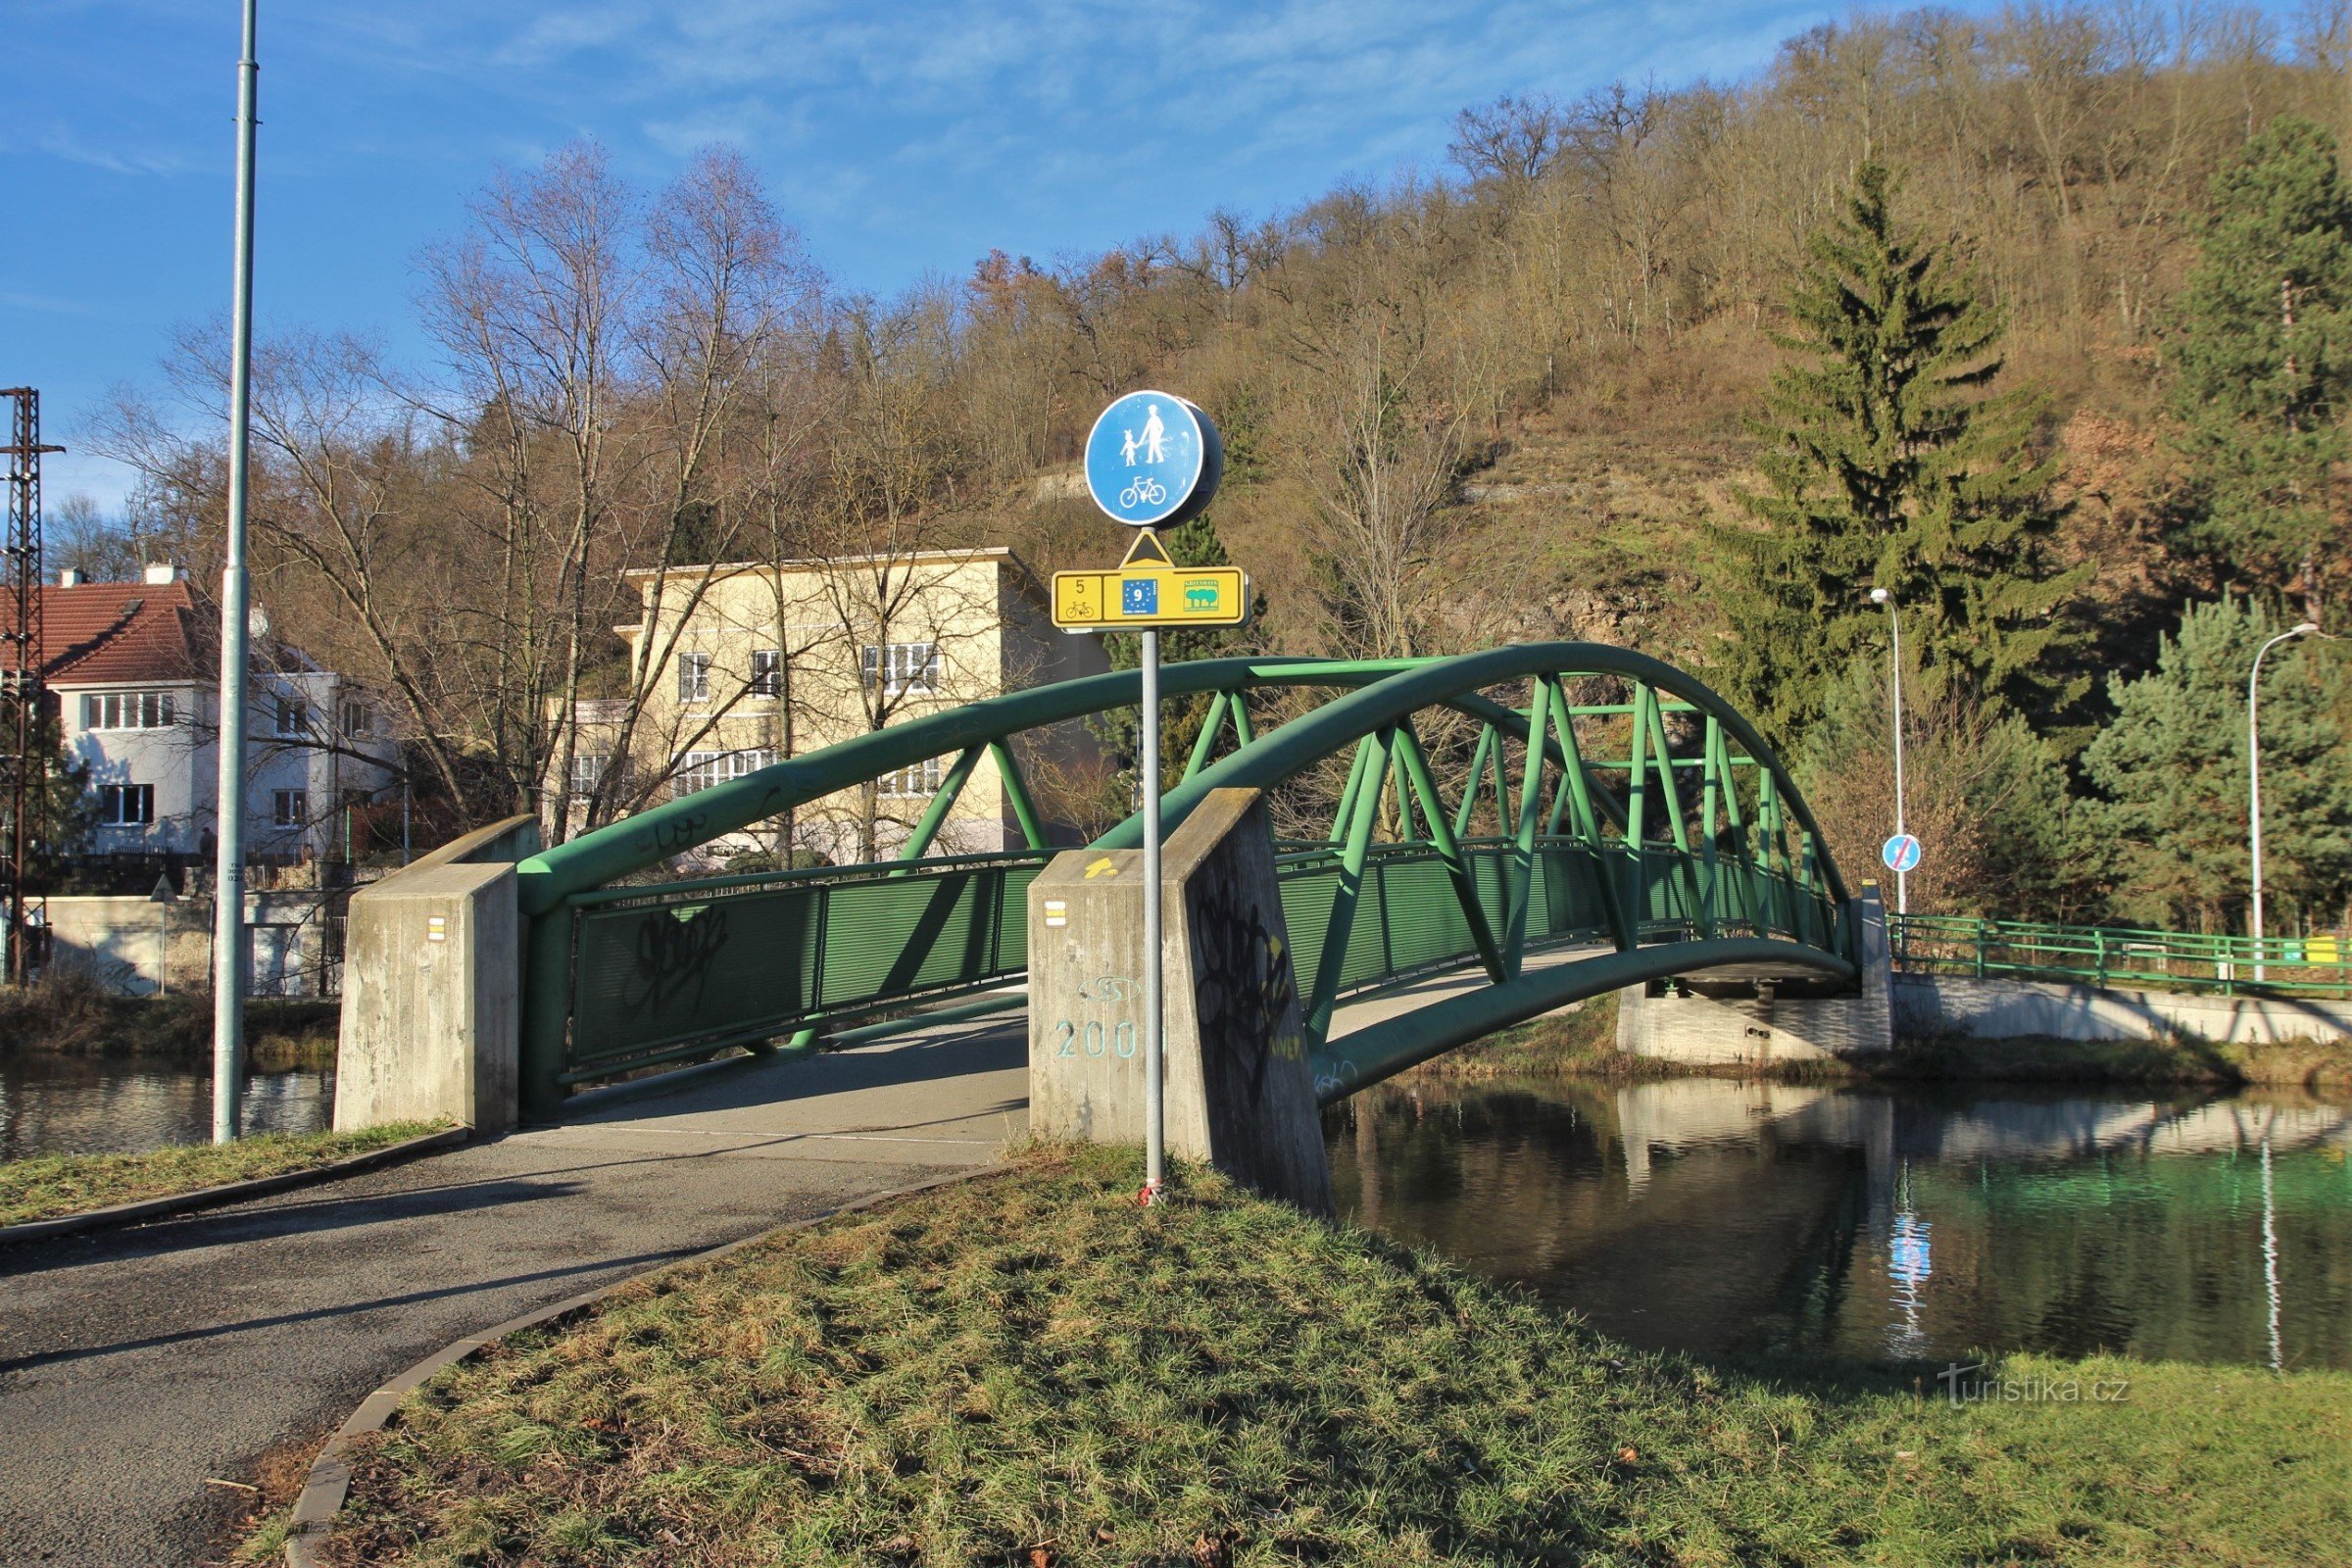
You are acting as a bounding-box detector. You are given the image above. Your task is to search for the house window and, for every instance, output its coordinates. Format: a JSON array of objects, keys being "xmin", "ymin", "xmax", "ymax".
[
  {"xmin": 677, "ymin": 652, "xmax": 712, "ymax": 703},
  {"xmin": 877, "ymin": 758, "xmax": 944, "ymax": 798},
  {"xmin": 275, "ymin": 696, "xmax": 308, "ymax": 737},
  {"xmin": 81, "ymin": 691, "xmax": 174, "ymax": 730},
  {"xmin": 860, "ymin": 641, "xmax": 940, "ymax": 697},
  {"xmin": 751, "ymin": 649, "xmax": 781, "ymax": 698},
  {"xmin": 98, "ymin": 783, "xmax": 155, "ymax": 826},
  {"xmin": 272, "ymin": 790, "xmax": 309, "ymax": 827},
  {"xmin": 670, "ymin": 748, "xmax": 775, "ymax": 799},
  {"xmin": 339, "ymin": 700, "xmax": 374, "ymax": 739},
  {"xmin": 570, "ymin": 753, "xmax": 611, "ymax": 797}
]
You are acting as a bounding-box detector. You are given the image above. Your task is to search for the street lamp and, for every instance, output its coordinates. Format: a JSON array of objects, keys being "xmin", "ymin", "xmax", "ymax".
[
  {"xmin": 1868, "ymin": 587, "xmax": 1909, "ymax": 916},
  {"xmin": 2248, "ymin": 619, "xmax": 2322, "ymax": 982},
  {"xmin": 212, "ymin": 0, "xmax": 261, "ymax": 1144}
]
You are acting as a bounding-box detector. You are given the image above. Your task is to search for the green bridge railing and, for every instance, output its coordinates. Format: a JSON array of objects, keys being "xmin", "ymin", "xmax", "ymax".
[
  {"xmin": 555, "ymin": 836, "xmax": 1840, "ymax": 1088},
  {"xmin": 1890, "ymin": 913, "xmax": 2352, "ymax": 1001},
  {"xmin": 517, "ymin": 645, "xmax": 1861, "ymax": 1113}
]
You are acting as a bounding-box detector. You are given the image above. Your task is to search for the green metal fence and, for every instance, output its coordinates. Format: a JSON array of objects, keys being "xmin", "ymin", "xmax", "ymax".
[
  {"xmin": 1890, "ymin": 913, "xmax": 2352, "ymax": 1001},
  {"xmin": 563, "ymin": 852, "xmax": 1046, "ymax": 1085}
]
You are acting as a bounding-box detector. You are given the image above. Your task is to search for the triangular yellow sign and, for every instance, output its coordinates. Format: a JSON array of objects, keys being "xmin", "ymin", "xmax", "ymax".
[{"xmin": 1120, "ymin": 529, "xmax": 1173, "ymax": 567}]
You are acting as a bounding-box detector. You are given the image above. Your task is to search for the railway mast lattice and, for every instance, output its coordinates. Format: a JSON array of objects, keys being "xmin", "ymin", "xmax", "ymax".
[{"xmin": 2, "ymin": 388, "xmax": 63, "ymax": 984}]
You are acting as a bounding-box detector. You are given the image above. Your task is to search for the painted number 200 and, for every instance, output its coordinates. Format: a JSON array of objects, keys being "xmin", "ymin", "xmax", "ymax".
[{"xmin": 1053, "ymin": 1019, "xmax": 1137, "ymax": 1059}]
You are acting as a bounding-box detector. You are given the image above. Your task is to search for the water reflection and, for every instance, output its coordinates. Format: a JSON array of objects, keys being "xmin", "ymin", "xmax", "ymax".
[
  {"xmin": 0, "ymin": 1052, "xmax": 333, "ymax": 1160},
  {"xmin": 1327, "ymin": 1076, "xmax": 2352, "ymax": 1371}
]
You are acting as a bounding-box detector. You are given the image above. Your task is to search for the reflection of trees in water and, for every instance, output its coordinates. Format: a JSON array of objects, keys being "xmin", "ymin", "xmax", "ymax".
[
  {"xmin": 1327, "ymin": 1076, "xmax": 2352, "ymax": 1371},
  {"xmin": 1, "ymin": 1054, "xmax": 331, "ymax": 1159},
  {"xmin": 1329, "ymin": 1079, "xmax": 1863, "ymax": 1356},
  {"xmin": 1908, "ymin": 1143, "xmax": 2352, "ymax": 1369},
  {"xmin": 1756, "ymin": 1152, "xmax": 1871, "ymax": 1356}
]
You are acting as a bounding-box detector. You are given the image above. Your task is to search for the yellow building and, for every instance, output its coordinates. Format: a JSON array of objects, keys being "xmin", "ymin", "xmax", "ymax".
[{"xmin": 553, "ymin": 548, "xmax": 1111, "ymax": 867}]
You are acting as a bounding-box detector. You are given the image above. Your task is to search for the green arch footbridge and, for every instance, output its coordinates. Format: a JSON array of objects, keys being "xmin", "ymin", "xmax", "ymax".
[{"xmin": 513, "ymin": 645, "xmax": 1858, "ymax": 1121}]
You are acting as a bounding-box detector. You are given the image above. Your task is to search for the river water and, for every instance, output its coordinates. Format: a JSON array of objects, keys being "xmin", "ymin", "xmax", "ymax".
[
  {"xmin": 1327, "ymin": 1075, "xmax": 2352, "ymax": 1373},
  {"xmin": 0, "ymin": 1053, "xmax": 333, "ymax": 1160},
  {"xmin": 9, "ymin": 1051, "xmax": 2348, "ymax": 1374}
]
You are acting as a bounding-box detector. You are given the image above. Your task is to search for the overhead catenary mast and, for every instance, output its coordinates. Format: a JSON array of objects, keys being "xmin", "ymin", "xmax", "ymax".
[{"xmin": 2, "ymin": 388, "xmax": 63, "ymax": 986}]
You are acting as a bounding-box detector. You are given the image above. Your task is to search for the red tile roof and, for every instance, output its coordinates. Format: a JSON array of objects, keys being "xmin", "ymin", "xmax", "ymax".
[{"xmin": 0, "ymin": 580, "xmax": 210, "ymax": 686}]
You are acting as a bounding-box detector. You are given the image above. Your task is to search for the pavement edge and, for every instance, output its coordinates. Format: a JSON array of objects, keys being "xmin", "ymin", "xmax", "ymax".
[
  {"xmin": 0, "ymin": 1126, "xmax": 471, "ymax": 1248},
  {"xmin": 279, "ymin": 1160, "xmax": 1014, "ymax": 1567}
]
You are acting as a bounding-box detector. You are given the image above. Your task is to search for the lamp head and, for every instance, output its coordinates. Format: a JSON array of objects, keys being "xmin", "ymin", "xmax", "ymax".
[
  {"xmin": 1869, "ymin": 587, "xmax": 1890, "ymax": 605},
  {"xmin": 2293, "ymin": 621, "xmax": 2321, "ymax": 636}
]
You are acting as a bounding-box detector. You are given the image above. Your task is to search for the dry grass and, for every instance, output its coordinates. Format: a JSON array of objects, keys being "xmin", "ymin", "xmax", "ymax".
[
  {"xmin": 1873, "ymin": 1032, "xmax": 2352, "ymax": 1091},
  {"xmin": 0, "ymin": 1121, "xmax": 443, "ymax": 1227},
  {"xmin": 278, "ymin": 1144, "xmax": 2352, "ymax": 1568}
]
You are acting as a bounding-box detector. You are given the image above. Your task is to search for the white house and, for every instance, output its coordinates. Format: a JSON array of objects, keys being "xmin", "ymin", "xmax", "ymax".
[{"xmin": 35, "ymin": 565, "xmax": 399, "ymax": 863}]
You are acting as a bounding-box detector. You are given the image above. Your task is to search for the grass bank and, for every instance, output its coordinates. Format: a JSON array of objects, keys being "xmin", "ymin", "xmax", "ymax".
[
  {"xmin": 1860, "ymin": 1032, "xmax": 2352, "ymax": 1092},
  {"xmin": 0, "ymin": 1121, "xmax": 442, "ymax": 1227},
  {"xmin": 261, "ymin": 1145, "xmax": 2350, "ymax": 1568},
  {"xmin": 1399, "ymin": 992, "xmax": 1686, "ymax": 1083},
  {"xmin": 0, "ymin": 969, "xmax": 339, "ymax": 1067}
]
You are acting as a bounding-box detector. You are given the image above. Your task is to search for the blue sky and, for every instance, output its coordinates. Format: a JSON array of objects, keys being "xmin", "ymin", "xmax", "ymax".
[{"xmin": 0, "ymin": 0, "xmax": 2197, "ymax": 512}]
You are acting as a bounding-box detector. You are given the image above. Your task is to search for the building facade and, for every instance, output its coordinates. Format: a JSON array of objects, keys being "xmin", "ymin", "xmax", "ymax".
[
  {"xmin": 553, "ymin": 549, "xmax": 1111, "ymax": 866},
  {"xmin": 31, "ymin": 566, "xmax": 400, "ymax": 865}
]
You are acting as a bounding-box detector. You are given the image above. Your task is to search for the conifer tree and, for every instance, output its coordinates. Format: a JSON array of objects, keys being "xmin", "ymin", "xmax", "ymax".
[
  {"xmin": 1716, "ymin": 163, "xmax": 2085, "ymax": 742},
  {"xmin": 2082, "ymin": 597, "xmax": 2352, "ymax": 930},
  {"xmin": 2171, "ymin": 116, "xmax": 2352, "ymax": 616}
]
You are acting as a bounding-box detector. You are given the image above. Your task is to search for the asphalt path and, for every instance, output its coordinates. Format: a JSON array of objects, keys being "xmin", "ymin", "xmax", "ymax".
[{"xmin": 0, "ymin": 1016, "xmax": 1028, "ymax": 1568}]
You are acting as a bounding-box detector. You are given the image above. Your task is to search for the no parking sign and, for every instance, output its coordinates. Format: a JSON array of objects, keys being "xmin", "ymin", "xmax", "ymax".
[{"xmin": 1883, "ymin": 834, "xmax": 1923, "ymax": 874}]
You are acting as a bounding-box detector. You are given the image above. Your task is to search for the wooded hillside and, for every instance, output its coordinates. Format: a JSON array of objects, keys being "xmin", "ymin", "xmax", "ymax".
[{"xmin": 84, "ymin": 3, "xmax": 2352, "ymax": 930}]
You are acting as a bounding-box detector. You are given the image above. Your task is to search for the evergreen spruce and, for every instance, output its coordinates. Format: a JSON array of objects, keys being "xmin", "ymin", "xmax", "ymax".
[
  {"xmin": 2082, "ymin": 598, "xmax": 2352, "ymax": 929},
  {"xmin": 2171, "ymin": 115, "xmax": 2352, "ymax": 614},
  {"xmin": 1716, "ymin": 163, "xmax": 2085, "ymax": 742}
]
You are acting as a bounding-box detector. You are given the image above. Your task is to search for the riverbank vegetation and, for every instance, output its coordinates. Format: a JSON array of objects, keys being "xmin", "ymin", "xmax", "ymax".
[
  {"xmin": 256, "ymin": 1144, "xmax": 2348, "ymax": 1567},
  {"xmin": 0, "ymin": 968, "xmax": 338, "ymax": 1067},
  {"xmin": 1399, "ymin": 993, "xmax": 1671, "ymax": 1083},
  {"xmin": 1865, "ymin": 1031, "xmax": 2352, "ymax": 1091},
  {"xmin": 1413, "ymin": 997, "xmax": 2352, "ymax": 1090},
  {"xmin": 0, "ymin": 1121, "xmax": 443, "ymax": 1228}
]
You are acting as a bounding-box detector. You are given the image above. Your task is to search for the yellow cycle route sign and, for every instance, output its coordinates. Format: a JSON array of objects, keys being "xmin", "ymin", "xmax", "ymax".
[{"xmin": 1050, "ymin": 529, "xmax": 1250, "ymax": 630}]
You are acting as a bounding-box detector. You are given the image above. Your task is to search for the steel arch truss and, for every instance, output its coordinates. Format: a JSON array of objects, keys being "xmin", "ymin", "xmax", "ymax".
[{"xmin": 513, "ymin": 645, "xmax": 1856, "ymax": 1114}]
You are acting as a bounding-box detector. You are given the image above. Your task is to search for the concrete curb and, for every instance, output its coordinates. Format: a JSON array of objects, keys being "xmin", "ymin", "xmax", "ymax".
[
  {"xmin": 0, "ymin": 1126, "xmax": 471, "ymax": 1248},
  {"xmin": 280, "ymin": 1161, "xmax": 1013, "ymax": 1568}
]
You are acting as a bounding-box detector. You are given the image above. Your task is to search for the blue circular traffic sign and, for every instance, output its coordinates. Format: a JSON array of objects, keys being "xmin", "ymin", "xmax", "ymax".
[
  {"xmin": 1084, "ymin": 391, "xmax": 1222, "ymax": 528},
  {"xmin": 1882, "ymin": 833, "xmax": 1923, "ymax": 874}
]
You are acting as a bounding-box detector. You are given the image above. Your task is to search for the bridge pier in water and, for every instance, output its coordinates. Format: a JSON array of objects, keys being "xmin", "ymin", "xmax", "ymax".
[{"xmin": 1616, "ymin": 886, "xmax": 1895, "ymax": 1066}]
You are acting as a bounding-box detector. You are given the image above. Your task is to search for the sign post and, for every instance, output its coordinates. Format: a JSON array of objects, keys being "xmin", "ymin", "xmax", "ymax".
[{"xmin": 1054, "ymin": 391, "xmax": 1232, "ymax": 1206}]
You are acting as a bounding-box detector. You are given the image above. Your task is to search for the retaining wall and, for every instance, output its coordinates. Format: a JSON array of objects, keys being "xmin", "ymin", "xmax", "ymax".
[{"xmin": 1892, "ymin": 972, "xmax": 2352, "ymax": 1045}]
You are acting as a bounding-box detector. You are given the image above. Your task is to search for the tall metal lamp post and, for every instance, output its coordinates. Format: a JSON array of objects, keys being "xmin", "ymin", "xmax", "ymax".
[
  {"xmin": 1868, "ymin": 587, "xmax": 1909, "ymax": 916},
  {"xmin": 2248, "ymin": 620, "xmax": 2322, "ymax": 983},
  {"xmin": 213, "ymin": 0, "xmax": 261, "ymax": 1143}
]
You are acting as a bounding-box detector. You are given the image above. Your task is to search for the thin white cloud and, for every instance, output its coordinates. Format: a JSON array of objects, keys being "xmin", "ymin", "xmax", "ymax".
[{"xmin": 32, "ymin": 125, "xmax": 189, "ymax": 176}]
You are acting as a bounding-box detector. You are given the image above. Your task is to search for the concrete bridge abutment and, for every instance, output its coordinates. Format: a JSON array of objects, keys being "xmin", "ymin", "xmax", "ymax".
[
  {"xmin": 333, "ymin": 816, "xmax": 539, "ymax": 1136},
  {"xmin": 1026, "ymin": 788, "xmax": 1333, "ymax": 1213},
  {"xmin": 1617, "ymin": 886, "xmax": 1894, "ymax": 1066}
]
